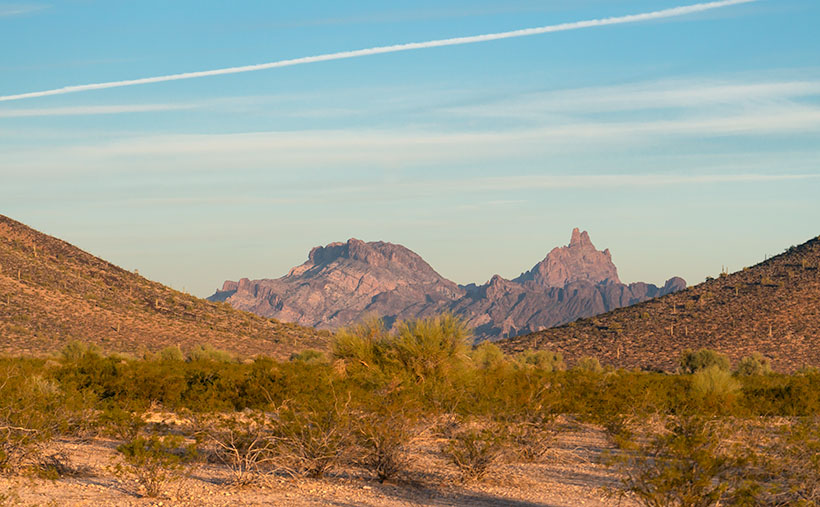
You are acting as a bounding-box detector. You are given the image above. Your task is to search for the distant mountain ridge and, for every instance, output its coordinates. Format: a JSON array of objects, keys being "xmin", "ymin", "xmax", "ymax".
[
  {"xmin": 211, "ymin": 229, "xmax": 685, "ymax": 340},
  {"xmin": 499, "ymin": 234, "xmax": 820, "ymax": 372},
  {"xmin": 0, "ymin": 215, "xmax": 328, "ymax": 358}
]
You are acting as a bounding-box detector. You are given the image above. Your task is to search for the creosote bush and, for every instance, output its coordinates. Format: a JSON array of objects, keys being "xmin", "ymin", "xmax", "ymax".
[
  {"xmin": 443, "ymin": 422, "xmax": 507, "ymax": 482},
  {"xmin": 198, "ymin": 411, "xmax": 279, "ymax": 485},
  {"xmin": 354, "ymin": 408, "xmax": 419, "ymax": 482},
  {"xmin": 277, "ymin": 401, "xmax": 355, "ymax": 479},
  {"xmin": 114, "ymin": 434, "xmax": 197, "ymax": 497},
  {"xmin": 612, "ymin": 415, "xmax": 754, "ymax": 506}
]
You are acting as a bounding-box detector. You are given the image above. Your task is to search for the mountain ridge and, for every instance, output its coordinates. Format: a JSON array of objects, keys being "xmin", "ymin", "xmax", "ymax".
[
  {"xmin": 499, "ymin": 234, "xmax": 820, "ymax": 372},
  {"xmin": 212, "ymin": 229, "xmax": 686, "ymax": 340}
]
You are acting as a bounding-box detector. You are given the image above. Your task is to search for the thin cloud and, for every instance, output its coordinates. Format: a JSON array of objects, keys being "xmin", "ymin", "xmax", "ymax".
[
  {"xmin": 0, "ymin": 103, "xmax": 197, "ymax": 118},
  {"xmin": 3, "ymin": 104, "xmax": 820, "ymax": 175},
  {"xmin": 447, "ymin": 80, "xmax": 820, "ymax": 118},
  {"xmin": 0, "ymin": 3, "xmax": 48, "ymax": 17},
  {"xmin": 0, "ymin": 0, "xmax": 755, "ymax": 102}
]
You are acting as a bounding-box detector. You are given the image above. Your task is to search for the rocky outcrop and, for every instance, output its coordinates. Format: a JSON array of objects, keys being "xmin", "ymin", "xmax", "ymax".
[
  {"xmin": 210, "ymin": 230, "xmax": 685, "ymax": 341},
  {"xmin": 213, "ymin": 239, "xmax": 464, "ymax": 329}
]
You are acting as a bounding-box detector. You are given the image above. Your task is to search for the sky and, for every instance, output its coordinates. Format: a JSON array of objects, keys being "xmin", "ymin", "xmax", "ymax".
[{"xmin": 1, "ymin": 0, "xmax": 819, "ymax": 297}]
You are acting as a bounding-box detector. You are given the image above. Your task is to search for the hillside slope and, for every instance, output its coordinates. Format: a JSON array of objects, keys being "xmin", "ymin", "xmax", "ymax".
[
  {"xmin": 0, "ymin": 215, "xmax": 329, "ymax": 358},
  {"xmin": 500, "ymin": 235, "xmax": 820, "ymax": 372}
]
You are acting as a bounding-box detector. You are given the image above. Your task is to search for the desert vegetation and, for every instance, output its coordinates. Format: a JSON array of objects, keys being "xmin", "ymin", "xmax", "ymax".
[{"xmin": 0, "ymin": 315, "xmax": 818, "ymax": 504}]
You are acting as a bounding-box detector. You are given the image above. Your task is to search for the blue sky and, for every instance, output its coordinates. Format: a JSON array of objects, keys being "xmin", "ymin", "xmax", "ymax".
[{"xmin": 1, "ymin": 0, "xmax": 819, "ymax": 297}]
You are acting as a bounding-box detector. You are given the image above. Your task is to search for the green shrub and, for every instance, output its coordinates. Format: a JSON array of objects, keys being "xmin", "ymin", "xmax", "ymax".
[
  {"xmin": 0, "ymin": 370, "xmax": 67, "ymax": 473},
  {"xmin": 470, "ymin": 342, "xmax": 507, "ymax": 370},
  {"xmin": 514, "ymin": 349, "xmax": 564, "ymax": 372},
  {"xmin": 289, "ymin": 349, "xmax": 327, "ymax": 364},
  {"xmin": 187, "ymin": 344, "xmax": 234, "ymax": 363},
  {"xmin": 680, "ymin": 349, "xmax": 731, "ymax": 374},
  {"xmin": 574, "ymin": 356, "xmax": 604, "ymax": 374},
  {"xmin": 692, "ymin": 365, "xmax": 740, "ymax": 398},
  {"xmin": 96, "ymin": 407, "xmax": 145, "ymax": 441},
  {"xmin": 392, "ymin": 314, "xmax": 471, "ymax": 383},
  {"xmin": 332, "ymin": 317, "xmax": 390, "ymax": 369},
  {"xmin": 159, "ymin": 345, "xmax": 184, "ymax": 362},
  {"xmin": 611, "ymin": 416, "xmax": 750, "ymax": 506},
  {"xmin": 59, "ymin": 341, "xmax": 101, "ymax": 363},
  {"xmin": 114, "ymin": 434, "xmax": 197, "ymax": 497},
  {"xmin": 734, "ymin": 353, "xmax": 772, "ymax": 376}
]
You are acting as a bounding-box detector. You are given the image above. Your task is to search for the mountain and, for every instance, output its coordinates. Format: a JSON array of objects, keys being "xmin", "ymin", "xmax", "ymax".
[
  {"xmin": 211, "ymin": 238, "xmax": 464, "ymax": 328},
  {"xmin": 499, "ymin": 235, "xmax": 820, "ymax": 372},
  {"xmin": 0, "ymin": 215, "xmax": 328, "ymax": 358},
  {"xmin": 212, "ymin": 229, "xmax": 685, "ymax": 340}
]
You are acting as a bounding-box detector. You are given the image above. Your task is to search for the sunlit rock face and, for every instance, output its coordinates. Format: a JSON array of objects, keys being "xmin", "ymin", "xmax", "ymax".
[{"xmin": 210, "ymin": 230, "xmax": 685, "ymax": 341}]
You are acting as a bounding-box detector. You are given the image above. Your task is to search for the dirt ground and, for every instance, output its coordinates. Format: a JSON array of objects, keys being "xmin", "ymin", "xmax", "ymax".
[{"xmin": 0, "ymin": 418, "xmax": 638, "ymax": 506}]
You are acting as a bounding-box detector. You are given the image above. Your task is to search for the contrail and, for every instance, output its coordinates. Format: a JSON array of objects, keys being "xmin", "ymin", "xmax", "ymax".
[{"xmin": 0, "ymin": 0, "xmax": 755, "ymax": 103}]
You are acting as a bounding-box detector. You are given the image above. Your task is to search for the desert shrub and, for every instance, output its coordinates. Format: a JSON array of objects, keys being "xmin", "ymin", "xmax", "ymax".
[
  {"xmin": 442, "ymin": 422, "xmax": 506, "ymax": 482},
  {"xmin": 277, "ymin": 400, "xmax": 354, "ymax": 478},
  {"xmin": 680, "ymin": 349, "xmax": 730, "ymax": 374},
  {"xmin": 96, "ymin": 407, "xmax": 145, "ymax": 441},
  {"xmin": 332, "ymin": 317, "xmax": 390, "ymax": 370},
  {"xmin": 354, "ymin": 409, "xmax": 419, "ymax": 482},
  {"xmin": 114, "ymin": 433, "xmax": 197, "ymax": 497},
  {"xmin": 159, "ymin": 345, "xmax": 184, "ymax": 362},
  {"xmin": 187, "ymin": 344, "xmax": 234, "ymax": 363},
  {"xmin": 289, "ymin": 349, "xmax": 327, "ymax": 364},
  {"xmin": 734, "ymin": 353, "xmax": 772, "ymax": 376},
  {"xmin": 470, "ymin": 342, "xmax": 507, "ymax": 370},
  {"xmin": 507, "ymin": 414, "xmax": 558, "ymax": 463},
  {"xmin": 514, "ymin": 349, "xmax": 564, "ymax": 372},
  {"xmin": 198, "ymin": 411, "xmax": 279, "ymax": 485},
  {"xmin": 59, "ymin": 341, "xmax": 101, "ymax": 363},
  {"xmin": 574, "ymin": 356, "xmax": 604, "ymax": 374},
  {"xmin": 31, "ymin": 451, "xmax": 90, "ymax": 480},
  {"xmin": 0, "ymin": 369, "xmax": 68, "ymax": 473},
  {"xmin": 691, "ymin": 365, "xmax": 740, "ymax": 398},
  {"xmin": 611, "ymin": 415, "xmax": 750, "ymax": 506},
  {"xmin": 763, "ymin": 417, "xmax": 820, "ymax": 504},
  {"xmin": 391, "ymin": 314, "xmax": 471, "ymax": 383}
]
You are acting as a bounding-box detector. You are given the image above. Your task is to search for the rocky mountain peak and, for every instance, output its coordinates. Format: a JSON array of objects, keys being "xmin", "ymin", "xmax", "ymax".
[
  {"xmin": 570, "ymin": 227, "xmax": 592, "ymax": 247},
  {"xmin": 305, "ymin": 238, "xmax": 430, "ymax": 271},
  {"xmin": 514, "ymin": 229, "xmax": 620, "ymax": 287}
]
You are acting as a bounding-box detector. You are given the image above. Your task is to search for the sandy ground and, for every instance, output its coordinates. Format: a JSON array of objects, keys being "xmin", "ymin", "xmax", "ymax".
[{"xmin": 0, "ymin": 419, "xmax": 638, "ymax": 506}]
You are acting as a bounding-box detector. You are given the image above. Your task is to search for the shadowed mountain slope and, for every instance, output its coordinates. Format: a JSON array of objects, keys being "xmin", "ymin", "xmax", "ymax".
[
  {"xmin": 0, "ymin": 215, "xmax": 329, "ymax": 358},
  {"xmin": 500, "ymin": 235, "xmax": 820, "ymax": 372},
  {"xmin": 212, "ymin": 230, "xmax": 685, "ymax": 340}
]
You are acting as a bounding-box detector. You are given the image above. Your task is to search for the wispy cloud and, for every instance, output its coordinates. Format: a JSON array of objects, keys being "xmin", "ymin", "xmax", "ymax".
[
  {"xmin": 0, "ymin": 3, "xmax": 48, "ymax": 17},
  {"xmin": 446, "ymin": 79, "xmax": 820, "ymax": 118},
  {"xmin": 0, "ymin": 103, "xmax": 197, "ymax": 118},
  {"xmin": 0, "ymin": 0, "xmax": 755, "ymax": 102}
]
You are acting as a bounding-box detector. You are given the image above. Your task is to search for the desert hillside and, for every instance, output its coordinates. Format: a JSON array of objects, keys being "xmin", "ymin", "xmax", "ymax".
[
  {"xmin": 501, "ymin": 235, "xmax": 820, "ymax": 372},
  {"xmin": 0, "ymin": 215, "xmax": 329, "ymax": 358}
]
